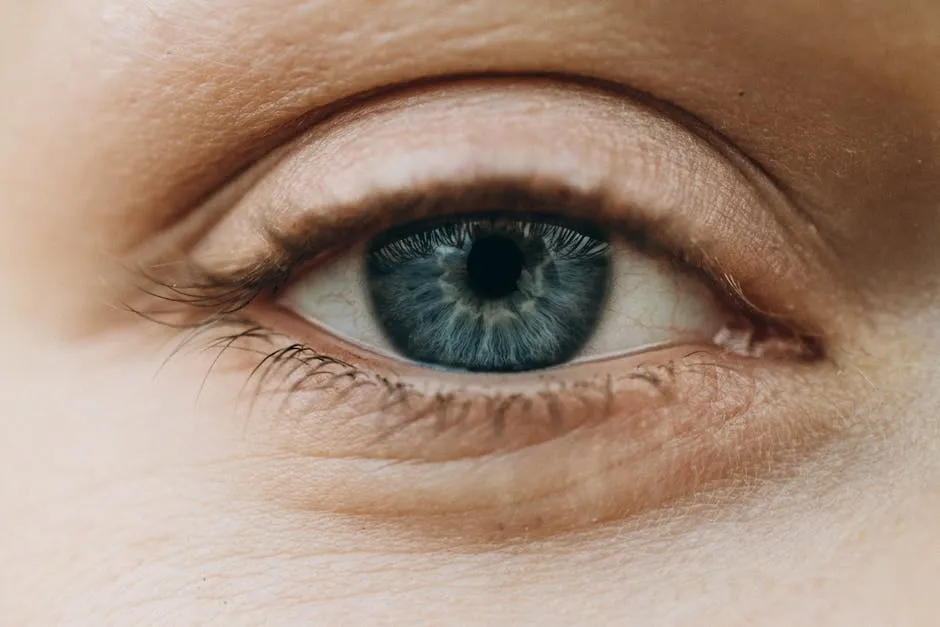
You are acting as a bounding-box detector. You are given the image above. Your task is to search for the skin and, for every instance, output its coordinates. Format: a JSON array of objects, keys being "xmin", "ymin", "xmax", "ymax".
[{"xmin": 2, "ymin": 0, "xmax": 940, "ymax": 625}]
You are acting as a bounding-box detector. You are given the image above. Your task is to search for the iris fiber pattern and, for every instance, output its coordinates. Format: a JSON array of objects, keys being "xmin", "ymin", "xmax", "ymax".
[{"xmin": 366, "ymin": 216, "xmax": 611, "ymax": 372}]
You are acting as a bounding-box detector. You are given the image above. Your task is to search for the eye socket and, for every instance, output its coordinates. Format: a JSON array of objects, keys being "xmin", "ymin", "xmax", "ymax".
[
  {"xmin": 279, "ymin": 207, "xmax": 727, "ymax": 373},
  {"xmin": 133, "ymin": 77, "xmax": 849, "ymax": 536}
]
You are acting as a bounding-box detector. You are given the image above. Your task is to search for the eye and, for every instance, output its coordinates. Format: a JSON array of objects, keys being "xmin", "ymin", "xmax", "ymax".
[
  {"xmin": 137, "ymin": 78, "xmax": 845, "ymax": 537},
  {"xmin": 279, "ymin": 208, "xmax": 725, "ymax": 373}
]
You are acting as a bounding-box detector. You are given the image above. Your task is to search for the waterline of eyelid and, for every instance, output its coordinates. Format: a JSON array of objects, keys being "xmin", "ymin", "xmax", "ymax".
[
  {"xmin": 267, "ymin": 302, "xmax": 712, "ymax": 380},
  {"xmin": 232, "ymin": 338, "xmax": 755, "ymax": 462}
]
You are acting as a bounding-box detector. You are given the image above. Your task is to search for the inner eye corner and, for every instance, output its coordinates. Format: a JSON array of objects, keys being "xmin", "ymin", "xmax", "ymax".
[{"xmin": 710, "ymin": 303, "xmax": 830, "ymax": 364}]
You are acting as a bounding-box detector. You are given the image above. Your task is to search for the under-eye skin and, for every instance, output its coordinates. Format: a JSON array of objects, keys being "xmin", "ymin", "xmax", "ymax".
[{"xmin": 130, "ymin": 78, "xmax": 852, "ymax": 535}]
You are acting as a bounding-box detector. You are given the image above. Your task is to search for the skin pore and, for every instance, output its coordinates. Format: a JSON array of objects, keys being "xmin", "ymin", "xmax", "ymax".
[{"xmin": 1, "ymin": 1, "xmax": 940, "ymax": 625}]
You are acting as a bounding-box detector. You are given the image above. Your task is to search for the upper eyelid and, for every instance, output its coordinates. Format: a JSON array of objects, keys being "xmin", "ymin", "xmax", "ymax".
[
  {"xmin": 202, "ymin": 76, "xmax": 775, "ymax": 225},
  {"xmin": 138, "ymin": 78, "xmax": 851, "ymax": 342},
  {"xmin": 193, "ymin": 79, "xmax": 730, "ymax": 267},
  {"xmin": 159, "ymin": 76, "xmax": 809, "ymax": 272}
]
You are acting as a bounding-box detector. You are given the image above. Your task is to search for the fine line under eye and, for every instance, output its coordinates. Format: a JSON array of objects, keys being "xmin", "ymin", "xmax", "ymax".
[{"xmin": 365, "ymin": 214, "xmax": 613, "ymax": 372}]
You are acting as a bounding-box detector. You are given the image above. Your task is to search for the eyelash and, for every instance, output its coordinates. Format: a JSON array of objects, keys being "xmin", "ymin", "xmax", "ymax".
[
  {"xmin": 160, "ymin": 313, "xmax": 746, "ymax": 459},
  {"xmin": 133, "ymin": 180, "xmax": 822, "ymax": 448}
]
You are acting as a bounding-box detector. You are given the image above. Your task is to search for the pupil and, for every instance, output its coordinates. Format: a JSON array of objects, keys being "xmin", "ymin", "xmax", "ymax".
[{"xmin": 465, "ymin": 234, "xmax": 525, "ymax": 299}]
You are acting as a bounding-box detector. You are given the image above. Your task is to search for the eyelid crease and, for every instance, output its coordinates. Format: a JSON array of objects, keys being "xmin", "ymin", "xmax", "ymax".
[{"xmin": 156, "ymin": 71, "xmax": 820, "ymax": 252}]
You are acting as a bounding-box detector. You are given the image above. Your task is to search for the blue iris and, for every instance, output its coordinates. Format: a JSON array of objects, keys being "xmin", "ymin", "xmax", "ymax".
[{"xmin": 366, "ymin": 215, "xmax": 611, "ymax": 372}]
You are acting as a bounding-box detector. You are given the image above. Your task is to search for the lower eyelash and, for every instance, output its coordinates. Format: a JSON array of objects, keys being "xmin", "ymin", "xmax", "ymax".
[
  {"xmin": 183, "ymin": 315, "xmax": 611, "ymax": 423},
  {"xmin": 163, "ymin": 313, "xmax": 758, "ymax": 463}
]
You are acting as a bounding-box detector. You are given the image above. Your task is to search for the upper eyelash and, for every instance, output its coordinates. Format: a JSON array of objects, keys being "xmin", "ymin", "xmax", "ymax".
[
  {"xmin": 138, "ymin": 180, "xmax": 688, "ymax": 317},
  {"xmin": 370, "ymin": 214, "xmax": 609, "ymax": 265}
]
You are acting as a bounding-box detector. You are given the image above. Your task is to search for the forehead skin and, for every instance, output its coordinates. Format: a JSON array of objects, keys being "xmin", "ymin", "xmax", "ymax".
[{"xmin": 1, "ymin": 1, "xmax": 940, "ymax": 626}]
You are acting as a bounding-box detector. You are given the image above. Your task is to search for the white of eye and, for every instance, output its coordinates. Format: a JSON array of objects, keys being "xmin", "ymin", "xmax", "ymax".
[{"xmin": 278, "ymin": 236, "xmax": 727, "ymax": 365}]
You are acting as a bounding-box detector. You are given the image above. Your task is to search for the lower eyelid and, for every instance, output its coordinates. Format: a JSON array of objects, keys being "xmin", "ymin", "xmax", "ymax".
[
  {"xmin": 227, "ymin": 333, "xmax": 853, "ymax": 538},
  {"xmin": 248, "ymin": 292, "xmax": 826, "ymax": 457},
  {"xmin": 133, "ymin": 273, "xmax": 848, "ymax": 537},
  {"xmin": 243, "ymin": 328, "xmax": 773, "ymax": 463}
]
